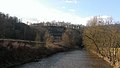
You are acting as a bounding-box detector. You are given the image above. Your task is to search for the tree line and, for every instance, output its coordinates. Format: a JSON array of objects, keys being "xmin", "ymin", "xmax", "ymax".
[
  {"xmin": 0, "ymin": 12, "xmax": 83, "ymax": 47},
  {"xmin": 1, "ymin": 11, "xmax": 120, "ymax": 67},
  {"xmin": 83, "ymin": 16, "xmax": 120, "ymax": 65},
  {"xmin": 0, "ymin": 12, "xmax": 37, "ymax": 40},
  {"xmin": 0, "ymin": 12, "xmax": 83, "ymax": 67}
]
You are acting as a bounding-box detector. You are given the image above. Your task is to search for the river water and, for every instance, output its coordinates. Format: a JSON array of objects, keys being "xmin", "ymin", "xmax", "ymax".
[{"xmin": 15, "ymin": 50, "xmax": 113, "ymax": 68}]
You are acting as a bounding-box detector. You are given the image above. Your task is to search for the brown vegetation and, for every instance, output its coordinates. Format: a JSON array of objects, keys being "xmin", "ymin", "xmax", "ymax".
[
  {"xmin": 62, "ymin": 29, "xmax": 83, "ymax": 48},
  {"xmin": 0, "ymin": 12, "xmax": 83, "ymax": 68},
  {"xmin": 0, "ymin": 39, "xmax": 68, "ymax": 68},
  {"xmin": 83, "ymin": 16, "xmax": 120, "ymax": 67}
]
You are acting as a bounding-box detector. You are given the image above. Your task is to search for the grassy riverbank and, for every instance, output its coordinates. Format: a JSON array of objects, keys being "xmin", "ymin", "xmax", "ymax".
[{"xmin": 0, "ymin": 42, "xmax": 76, "ymax": 68}]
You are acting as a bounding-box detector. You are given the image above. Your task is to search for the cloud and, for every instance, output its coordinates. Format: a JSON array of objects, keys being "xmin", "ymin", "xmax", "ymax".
[
  {"xmin": 65, "ymin": 0, "xmax": 73, "ymax": 3},
  {"xmin": 99, "ymin": 16, "xmax": 112, "ymax": 19},
  {"xmin": 21, "ymin": 9, "xmax": 89, "ymax": 25},
  {"xmin": 0, "ymin": 0, "xmax": 112, "ymax": 26},
  {"xmin": 64, "ymin": 0, "xmax": 77, "ymax": 4},
  {"xmin": 0, "ymin": 0, "xmax": 96, "ymax": 25},
  {"xmin": 62, "ymin": 6, "xmax": 66, "ymax": 9},
  {"xmin": 69, "ymin": 9, "xmax": 76, "ymax": 12}
]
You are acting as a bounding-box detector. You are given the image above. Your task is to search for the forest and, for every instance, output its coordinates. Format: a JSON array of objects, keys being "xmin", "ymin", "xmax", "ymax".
[
  {"xmin": 0, "ymin": 12, "xmax": 83, "ymax": 68},
  {"xmin": 83, "ymin": 16, "xmax": 120, "ymax": 67},
  {"xmin": 0, "ymin": 12, "xmax": 120, "ymax": 68}
]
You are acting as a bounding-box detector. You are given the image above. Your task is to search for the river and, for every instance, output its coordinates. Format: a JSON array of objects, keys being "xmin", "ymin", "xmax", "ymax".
[{"xmin": 15, "ymin": 50, "xmax": 113, "ymax": 68}]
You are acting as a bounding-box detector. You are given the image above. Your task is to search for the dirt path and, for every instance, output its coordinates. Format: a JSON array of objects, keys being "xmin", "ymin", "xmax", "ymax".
[{"xmin": 15, "ymin": 50, "xmax": 113, "ymax": 68}]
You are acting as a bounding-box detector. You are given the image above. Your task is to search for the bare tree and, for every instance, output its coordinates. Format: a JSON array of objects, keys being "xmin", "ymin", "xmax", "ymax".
[{"xmin": 83, "ymin": 16, "xmax": 120, "ymax": 65}]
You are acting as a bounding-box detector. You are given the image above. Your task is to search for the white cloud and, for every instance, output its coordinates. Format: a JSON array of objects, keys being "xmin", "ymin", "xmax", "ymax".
[
  {"xmin": 64, "ymin": 0, "xmax": 78, "ymax": 4},
  {"xmin": 65, "ymin": 0, "xmax": 73, "ymax": 3},
  {"xmin": 62, "ymin": 6, "xmax": 66, "ymax": 9},
  {"xmin": 21, "ymin": 8, "xmax": 90, "ymax": 25},
  {"xmin": 69, "ymin": 9, "xmax": 76, "ymax": 12},
  {"xmin": 0, "ymin": 0, "xmax": 92, "ymax": 25},
  {"xmin": 91, "ymin": 15, "xmax": 111, "ymax": 19}
]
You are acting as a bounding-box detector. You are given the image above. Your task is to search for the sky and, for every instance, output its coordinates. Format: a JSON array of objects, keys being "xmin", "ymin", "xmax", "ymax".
[{"xmin": 0, "ymin": 0, "xmax": 119, "ymax": 25}]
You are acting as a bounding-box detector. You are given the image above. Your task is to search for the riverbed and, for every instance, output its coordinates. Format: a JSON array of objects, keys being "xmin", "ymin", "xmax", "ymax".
[{"xmin": 15, "ymin": 50, "xmax": 113, "ymax": 68}]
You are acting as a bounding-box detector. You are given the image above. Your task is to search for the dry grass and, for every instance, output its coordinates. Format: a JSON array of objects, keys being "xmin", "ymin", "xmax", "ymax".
[{"xmin": 0, "ymin": 42, "xmax": 67, "ymax": 68}]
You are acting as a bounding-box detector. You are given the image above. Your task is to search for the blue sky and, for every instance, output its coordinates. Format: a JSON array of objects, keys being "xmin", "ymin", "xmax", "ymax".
[
  {"xmin": 40, "ymin": 0, "xmax": 120, "ymax": 18},
  {"xmin": 0, "ymin": 0, "xmax": 119, "ymax": 25}
]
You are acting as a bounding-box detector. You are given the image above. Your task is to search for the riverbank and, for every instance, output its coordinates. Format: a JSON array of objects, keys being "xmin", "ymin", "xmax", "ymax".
[
  {"xmin": 89, "ymin": 50, "xmax": 120, "ymax": 68},
  {"xmin": 0, "ymin": 42, "xmax": 79, "ymax": 68},
  {"xmin": 14, "ymin": 50, "xmax": 113, "ymax": 68}
]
